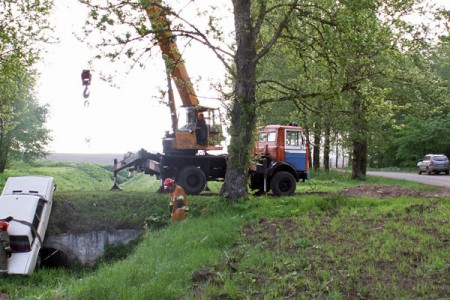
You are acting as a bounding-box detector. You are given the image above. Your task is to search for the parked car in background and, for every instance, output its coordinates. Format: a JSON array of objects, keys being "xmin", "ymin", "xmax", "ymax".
[
  {"xmin": 417, "ymin": 154, "xmax": 449, "ymax": 175},
  {"xmin": 0, "ymin": 176, "xmax": 55, "ymax": 275}
]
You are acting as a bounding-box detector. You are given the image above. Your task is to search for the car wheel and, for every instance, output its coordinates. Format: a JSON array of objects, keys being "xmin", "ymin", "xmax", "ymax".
[
  {"xmin": 270, "ymin": 171, "xmax": 296, "ymax": 196},
  {"xmin": 445, "ymin": 170, "xmax": 449, "ymax": 175},
  {"xmin": 178, "ymin": 166, "xmax": 207, "ymax": 195},
  {"xmin": 426, "ymin": 168, "xmax": 432, "ymax": 175},
  {"xmin": 417, "ymin": 168, "xmax": 422, "ymax": 175}
]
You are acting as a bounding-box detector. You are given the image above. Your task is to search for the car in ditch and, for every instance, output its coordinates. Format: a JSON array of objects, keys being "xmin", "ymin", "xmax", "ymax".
[
  {"xmin": 0, "ymin": 176, "xmax": 55, "ymax": 275},
  {"xmin": 417, "ymin": 154, "xmax": 449, "ymax": 175}
]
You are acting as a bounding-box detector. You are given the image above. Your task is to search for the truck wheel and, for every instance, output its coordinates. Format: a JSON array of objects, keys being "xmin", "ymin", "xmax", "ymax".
[
  {"xmin": 178, "ymin": 166, "xmax": 207, "ymax": 195},
  {"xmin": 270, "ymin": 171, "xmax": 296, "ymax": 196}
]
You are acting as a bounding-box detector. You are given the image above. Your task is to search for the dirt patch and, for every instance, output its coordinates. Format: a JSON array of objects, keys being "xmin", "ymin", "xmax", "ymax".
[{"xmin": 338, "ymin": 184, "xmax": 450, "ymax": 198}]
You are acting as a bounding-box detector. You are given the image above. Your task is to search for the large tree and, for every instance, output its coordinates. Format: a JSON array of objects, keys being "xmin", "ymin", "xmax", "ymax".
[
  {"xmin": 0, "ymin": 0, "xmax": 55, "ymax": 171},
  {"xmin": 221, "ymin": 1, "xmax": 299, "ymax": 199}
]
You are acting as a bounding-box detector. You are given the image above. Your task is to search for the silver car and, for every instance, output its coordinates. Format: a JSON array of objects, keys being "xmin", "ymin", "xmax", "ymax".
[{"xmin": 417, "ymin": 154, "xmax": 449, "ymax": 175}]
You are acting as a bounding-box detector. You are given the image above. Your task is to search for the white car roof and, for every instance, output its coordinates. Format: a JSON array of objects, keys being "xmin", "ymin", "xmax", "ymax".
[{"xmin": 1, "ymin": 176, "xmax": 54, "ymax": 200}]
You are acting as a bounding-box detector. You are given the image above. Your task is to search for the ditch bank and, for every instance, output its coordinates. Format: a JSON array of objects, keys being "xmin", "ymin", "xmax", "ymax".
[{"xmin": 39, "ymin": 194, "xmax": 168, "ymax": 268}]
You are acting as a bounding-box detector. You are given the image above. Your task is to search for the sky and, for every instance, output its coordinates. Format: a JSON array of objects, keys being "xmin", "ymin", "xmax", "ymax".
[
  {"xmin": 37, "ymin": 0, "xmax": 230, "ymax": 154},
  {"xmin": 37, "ymin": 0, "xmax": 449, "ymax": 155}
]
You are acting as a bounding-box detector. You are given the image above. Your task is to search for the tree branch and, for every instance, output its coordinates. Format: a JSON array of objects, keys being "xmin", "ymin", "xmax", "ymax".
[{"xmin": 254, "ymin": 0, "xmax": 299, "ymax": 63}]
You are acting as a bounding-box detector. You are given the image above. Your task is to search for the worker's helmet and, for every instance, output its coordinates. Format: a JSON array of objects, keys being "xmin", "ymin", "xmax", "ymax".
[
  {"xmin": 0, "ymin": 221, "xmax": 9, "ymax": 231},
  {"xmin": 291, "ymin": 122, "xmax": 298, "ymax": 127},
  {"xmin": 163, "ymin": 178, "xmax": 175, "ymax": 189}
]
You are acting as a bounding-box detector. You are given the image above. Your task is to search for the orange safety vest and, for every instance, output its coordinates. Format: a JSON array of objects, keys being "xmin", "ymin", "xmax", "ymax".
[
  {"xmin": 169, "ymin": 185, "xmax": 188, "ymax": 207},
  {"xmin": 169, "ymin": 185, "xmax": 188, "ymax": 222}
]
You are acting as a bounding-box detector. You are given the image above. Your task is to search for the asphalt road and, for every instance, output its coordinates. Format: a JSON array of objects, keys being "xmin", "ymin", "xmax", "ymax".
[{"xmin": 368, "ymin": 171, "xmax": 450, "ymax": 188}]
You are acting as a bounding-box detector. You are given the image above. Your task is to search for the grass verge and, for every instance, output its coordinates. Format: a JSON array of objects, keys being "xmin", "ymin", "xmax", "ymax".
[
  {"xmin": 2, "ymin": 195, "xmax": 448, "ymax": 299},
  {"xmin": 0, "ymin": 163, "xmax": 448, "ymax": 299},
  {"xmin": 195, "ymin": 196, "xmax": 449, "ymax": 299}
]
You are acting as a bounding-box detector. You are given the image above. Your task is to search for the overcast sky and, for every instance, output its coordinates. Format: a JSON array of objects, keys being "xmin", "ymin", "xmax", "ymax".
[
  {"xmin": 37, "ymin": 0, "xmax": 230, "ymax": 154},
  {"xmin": 37, "ymin": 0, "xmax": 448, "ymax": 155}
]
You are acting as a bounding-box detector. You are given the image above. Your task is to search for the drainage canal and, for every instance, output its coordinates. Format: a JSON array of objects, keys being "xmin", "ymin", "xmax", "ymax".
[
  {"xmin": 40, "ymin": 247, "xmax": 72, "ymax": 268},
  {"xmin": 40, "ymin": 229, "xmax": 145, "ymax": 268}
]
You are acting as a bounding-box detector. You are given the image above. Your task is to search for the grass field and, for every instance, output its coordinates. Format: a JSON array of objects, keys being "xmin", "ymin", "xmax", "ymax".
[{"xmin": 0, "ymin": 161, "xmax": 448, "ymax": 299}]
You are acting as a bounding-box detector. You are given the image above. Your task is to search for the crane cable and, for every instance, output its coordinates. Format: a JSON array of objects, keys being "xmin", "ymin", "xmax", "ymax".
[{"xmin": 81, "ymin": 69, "xmax": 93, "ymax": 146}]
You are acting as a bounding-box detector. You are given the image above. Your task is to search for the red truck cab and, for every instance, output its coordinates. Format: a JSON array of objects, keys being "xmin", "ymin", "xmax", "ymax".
[{"xmin": 250, "ymin": 124, "xmax": 309, "ymax": 196}]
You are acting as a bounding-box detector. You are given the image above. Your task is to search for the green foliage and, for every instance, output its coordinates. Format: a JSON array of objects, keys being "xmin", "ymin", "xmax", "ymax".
[
  {"xmin": 394, "ymin": 115, "xmax": 450, "ymax": 162},
  {"xmin": 95, "ymin": 236, "xmax": 144, "ymax": 267},
  {"xmin": 0, "ymin": 0, "xmax": 55, "ymax": 173},
  {"xmin": 0, "ymin": 56, "xmax": 52, "ymax": 172},
  {"xmin": 258, "ymin": 0, "xmax": 449, "ymax": 171},
  {"xmin": 431, "ymin": 42, "xmax": 450, "ymax": 93},
  {"xmin": 0, "ymin": 0, "xmax": 54, "ymax": 65},
  {"xmin": 8, "ymin": 101, "xmax": 52, "ymax": 162}
]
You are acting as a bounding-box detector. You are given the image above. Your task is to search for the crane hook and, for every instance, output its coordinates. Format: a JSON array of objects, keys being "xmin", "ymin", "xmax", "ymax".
[
  {"xmin": 81, "ymin": 69, "xmax": 92, "ymax": 101},
  {"xmin": 83, "ymin": 86, "xmax": 90, "ymax": 99}
]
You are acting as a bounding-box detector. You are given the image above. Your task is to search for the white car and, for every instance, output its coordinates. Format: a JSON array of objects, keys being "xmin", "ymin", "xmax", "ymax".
[
  {"xmin": 417, "ymin": 154, "xmax": 449, "ymax": 175},
  {"xmin": 0, "ymin": 176, "xmax": 55, "ymax": 275}
]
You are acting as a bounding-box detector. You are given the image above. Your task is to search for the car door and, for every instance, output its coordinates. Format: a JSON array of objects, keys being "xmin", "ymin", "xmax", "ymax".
[{"xmin": 421, "ymin": 155, "xmax": 430, "ymax": 171}]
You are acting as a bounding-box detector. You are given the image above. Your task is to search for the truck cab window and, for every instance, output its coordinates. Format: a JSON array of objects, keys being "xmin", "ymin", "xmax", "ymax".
[
  {"xmin": 267, "ymin": 132, "xmax": 276, "ymax": 142},
  {"xmin": 285, "ymin": 130, "xmax": 303, "ymax": 148},
  {"xmin": 259, "ymin": 132, "xmax": 267, "ymax": 143},
  {"xmin": 177, "ymin": 107, "xmax": 196, "ymax": 132}
]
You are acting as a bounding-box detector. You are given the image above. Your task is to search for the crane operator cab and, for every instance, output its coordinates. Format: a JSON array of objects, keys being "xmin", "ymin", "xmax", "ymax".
[{"xmin": 163, "ymin": 106, "xmax": 223, "ymax": 154}]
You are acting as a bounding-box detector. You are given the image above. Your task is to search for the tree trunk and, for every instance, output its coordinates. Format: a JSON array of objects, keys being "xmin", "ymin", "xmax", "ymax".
[
  {"xmin": 323, "ymin": 126, "xmax": 330, "ymax": 172},
  {"xmin": 305, "ymin": 127, "xmax": 313, "ymax": 169},
  {"xmin": 351, "ymin": 140, "xmax": 367, "ymax": 180},
  {"xmin": 351, "ymin": 97, "xmax": 368, "ymax": 180},
  {"xmin": 220, "ymin": 0, "xmax": 257, "ymax": 200},
  {"xmin": 335, "ymin": 132, "xmax": 339, "ymax": 168},
  {"xmin": 313, "ymin": 124, "xmax": 321, "ymax": 171},
  {"xmin": 0, "ymin": 132, "xmax": 9, "ymax": 173}
]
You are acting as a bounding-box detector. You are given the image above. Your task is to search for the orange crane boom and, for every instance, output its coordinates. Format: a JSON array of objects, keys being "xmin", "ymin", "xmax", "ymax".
[
  {"xmin": 143, "ymin": 0, "xmax": 224, "ymax": 153},
  {"xmin": 145, "ymin": 1, "xmax": 199, "ymax": 107}
]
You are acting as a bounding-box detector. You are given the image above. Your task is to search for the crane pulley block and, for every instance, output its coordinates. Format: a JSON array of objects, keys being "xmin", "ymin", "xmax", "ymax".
[{"xmin": 81, "ymin": 70, "xmax": 91, "ymax": 86}]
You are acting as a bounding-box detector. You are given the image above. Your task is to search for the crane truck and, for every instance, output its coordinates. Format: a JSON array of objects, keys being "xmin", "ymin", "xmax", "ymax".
[{"xmin": 112, "ymin": 1, "xmax": 309, "ymax": 196}]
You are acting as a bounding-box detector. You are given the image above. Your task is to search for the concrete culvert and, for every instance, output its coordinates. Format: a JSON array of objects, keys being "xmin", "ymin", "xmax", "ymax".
[{"xmin": 39, "ymin": 248, "xmax": 71, "ymax": 269}]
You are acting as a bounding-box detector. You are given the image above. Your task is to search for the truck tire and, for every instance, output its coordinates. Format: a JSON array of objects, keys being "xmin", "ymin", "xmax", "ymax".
[
  {"xmin": 178, "ymin": 166, "xmax": 207, "ymax": 195},
  {"xmin": 270, "ymin": 171, "xmax": 296, "ymax": 196}
]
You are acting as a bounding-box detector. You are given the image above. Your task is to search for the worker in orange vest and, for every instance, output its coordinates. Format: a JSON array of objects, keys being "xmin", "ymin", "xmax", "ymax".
[
  {"xmin": 0, "ymin": 221, "xmax": 11, "ymax": 276},
  {"xmin": 163, "ymin": 178, "xmax": 189, "ymax": 222}
]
